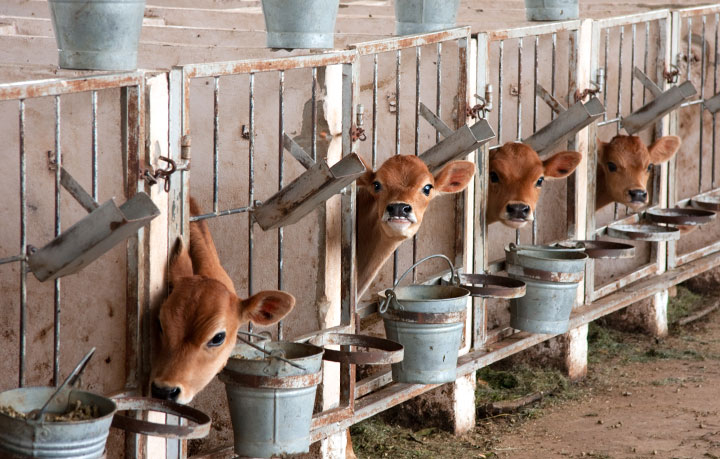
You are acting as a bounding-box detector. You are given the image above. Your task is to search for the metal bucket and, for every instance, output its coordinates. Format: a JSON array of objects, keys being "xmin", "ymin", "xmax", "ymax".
[
  {"xmin": 379, "ymin": 255, "xmax": 470, "ymax": 384},
  {"xmin": 48, "ymin": 0, "xmax": 146, "ymax": 70},
  {"xmin": 505, "ymin": 245, "xmax": 587, "ymax": 334},
  {"xmin": 0, "ymin": 387, "xmax": 117, "ymax": 458},
  {"xmin": 524, "ymin": 0, "xmax": 578, "ymax": 21},
  {"xmin": 394, "ymin": 0, "xmax": 460, "ymax": 35},
  {"xmin": 219, "ymin": 340, "xmax": 324, "ymax": 458},
  {"xmin": 261, "ymin": 0, "xmax": 339, "ymax": 49}
]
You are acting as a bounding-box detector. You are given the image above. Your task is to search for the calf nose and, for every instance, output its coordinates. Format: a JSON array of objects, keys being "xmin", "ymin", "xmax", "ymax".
[
  {"xmin": 151, "ymin": 383, "xmax": 181, "ymax": 402},
  {"xmin": 386, "ymin": 203, "xmax": 412, "ymax": 218},
  {"xmin": 506, "ymin": 203, "xmax": 530, "ymax": 219},
  {"xmin": 628, "ymin": 189, "xmax": 648, "ymax": 202}
]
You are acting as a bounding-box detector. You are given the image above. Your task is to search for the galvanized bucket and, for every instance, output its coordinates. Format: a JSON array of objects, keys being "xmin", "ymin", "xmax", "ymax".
[
  {"xmin": 219, "ymin": 338, "xmax": 324, "ymax": 458},
  {"xmin": 379, "ymin": 254, "xmax": 470, "ymax": 384},
  {"xmin": 0, "ymin": 387, "xmax": 116, "ymax": 458},
  {"xmin": 261, "ymin": 0, "xmax": 339, "ymax": 49},
  {"xmin": 524, "ymin": 0, "xmax": 579, "ymax": 21},
  {"xmin": 394, "ymin": 0, "xmax": 460, "ymax": 35},
  {"xmin": 48, "ymin": 0, "xmax": 146, "ymax": 70},
  {"xmin": 505, "ymin": 244, "xmax": 587, "ymax": 334}
]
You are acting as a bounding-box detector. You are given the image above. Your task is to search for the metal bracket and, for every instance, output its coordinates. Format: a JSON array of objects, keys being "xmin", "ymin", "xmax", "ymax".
[
  {"xmin": 143, "ymin": 156, "xmax": 178, "ymax": 192},
  {"xmin": 621, "ymin": 67, "xmax": 697, "ymax": 135},
  {"xmin": 524, "ymin": 84, "xmax": 605, "ymax": 156},
  {"xmin": 418, "ymin": 103, "xmax": 495, "ymax": 172}
]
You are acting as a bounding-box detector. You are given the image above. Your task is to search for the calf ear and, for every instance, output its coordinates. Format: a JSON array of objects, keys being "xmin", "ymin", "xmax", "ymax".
[
  {"xmin": 543, "ymin": 151, "xmax": 582, "ymax": 178},
  {"xmin": 169, "ymin": 237, "xmax": 193, "ymax": 288},
  {"xmin": 355, "ymin": 155, "xmax": 374, "ymax": 189},
  {"xmin": 434, "ymin": 160, "xmax": 476, "ymax": 193},
  {"xmin": 239, "ymin": 290, "xmax": 295, "ymax": 325},
  {"xmin": 596, "ymin": 139, "xmax": 608, "ymax": 160},
  {"xmin": 649, "ymin": 136, "xmax": 681, "ymax": 164}
]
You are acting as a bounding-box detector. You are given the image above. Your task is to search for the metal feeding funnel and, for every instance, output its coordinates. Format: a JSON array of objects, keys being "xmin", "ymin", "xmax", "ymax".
[
  {"xmin": 417, "ymin": 102, "xmax": 495, "ymax": 173},
  {"xmin": 28, "ymin": 167, "xmax": 160, "ymax": 282},
  {"xmin": 524, "ymin": 85, "xmax": 605, "ymax": 156},
  {"xmin": 621, "ymin": 67, "xmax": 697, "ymax": 135},
  {"xmin": 253, "ymin": 135, "xmax": 367, "ymax": 231},
  {"xmin": 704, "ymin": 91, "xmax": 720, "ymax": 114}
]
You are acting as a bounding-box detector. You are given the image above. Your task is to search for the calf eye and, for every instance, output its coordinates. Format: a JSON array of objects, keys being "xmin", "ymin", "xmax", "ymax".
[
  {"xmin": 489, "ymin": 171, "xmax": 499, "ymax": 183},
  {"xmin": 607, "ymin": 162, "xmax": 617, "ymax": 172},
  {"xmin": 647, "ymin": 164, "xmax": 653, "ymax": 172},
  {"xmin": 373, "ymin": 181, "xmax": 382, "ymax": 192},
  {"xmin": 208, "ymin": 331, "xmax": 226, "ymax": 347},
  {"xmin": 422, "ymin": 184, "xmax": 433, "ymax": 196},
  {"xmin": 536, "ymin": 177, "xmax": 544, "ymax": 187}
]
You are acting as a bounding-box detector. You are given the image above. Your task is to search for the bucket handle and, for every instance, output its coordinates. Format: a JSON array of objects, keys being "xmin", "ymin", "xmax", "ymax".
[
  {"xmin": 378, "ymin": 254, "xmax": 458, "ymax": 314},
  {"xmin": 235, "ymin": 332, "xmax": 307, "ymax": 371}
]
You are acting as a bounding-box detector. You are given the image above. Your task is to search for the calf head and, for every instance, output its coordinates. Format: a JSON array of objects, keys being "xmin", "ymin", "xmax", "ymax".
[
  {"xmin": 151, "ymin": 213, "xmax": 294, "ymax": 404},
  {"xmin": 487, "ymin": 142, "xmax": 581, "ymax": 228},
  {"xmin": 596, "ymin": 135, "xmax": 681, "ymax": 211},
  {"xmin": 357, "ymin": 155, "xmax": 475, "ymax": 241}
]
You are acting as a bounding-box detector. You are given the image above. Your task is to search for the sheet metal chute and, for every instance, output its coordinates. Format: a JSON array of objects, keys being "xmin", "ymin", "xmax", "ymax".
[
  {"xmin": 28, "ymin": 166, "xmax": 160, "ymax": 282},
  {"xmin": 621, "ymin": 67, "xmax": 697, "ymax": 135},
  {"xmin": 417, "ymin": 102, "xmax": 495, "ymax": 173},
  {"xmin": 524, "ymin": 84, "xmax": 605, "ymax": 156},
  {"xmin": 252, "ymin": 134, "xmax": 366, "ymax": 231}
]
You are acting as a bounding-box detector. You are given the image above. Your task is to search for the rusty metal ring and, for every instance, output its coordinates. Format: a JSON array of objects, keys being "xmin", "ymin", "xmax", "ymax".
[
  {"xmin": 320, "ymin": 333, "xmax": 404, "ymax": 365},
  {"xmin": 645, "ymin": 207, "xmax": 716, "ymax": 226},
  {"xmin": 554, "ymin": 240, "xmax": 636, "ymax": 259},
  {"xmin": 506, "ymin": 263, "xmax": 584, "ymax": 283},
  {"xmin": 380, "ymin": 308, "xmax": 466, "ymax": 325},
  {"xmin": 111, "ymin": 396, "xmax": 211, "ymax": 439},
  {"xmin": 218, "ymin": 369, "xmax": 322, "ymax": 389},
  {"xmin": 454, "ymin": 273, "xmax": 526, "ymax": 298}
]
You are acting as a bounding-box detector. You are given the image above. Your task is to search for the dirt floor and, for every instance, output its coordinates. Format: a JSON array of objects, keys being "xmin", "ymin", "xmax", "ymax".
[{"xmin": 351, "ymin": 285, "xmax": 720, "ymax": 459}]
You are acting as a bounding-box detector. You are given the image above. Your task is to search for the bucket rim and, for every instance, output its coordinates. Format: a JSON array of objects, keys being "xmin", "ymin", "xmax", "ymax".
[{"xmin": 0, "ymin": 386, "xmax": 117, "ymax": 425}]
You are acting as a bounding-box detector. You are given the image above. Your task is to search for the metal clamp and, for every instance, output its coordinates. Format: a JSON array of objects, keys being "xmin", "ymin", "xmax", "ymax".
[
  {"xmin": 467, "ymin": 86, "xmax": 493, "ymax": 120},
  {"xmin": 378, "ymin": 254, "xmax": 458, "ymax": 314},
  {"xmin": 663, "ymin": 64, "xmax": 680, "ymax": 84},
  {"xmin": 143, "ymin": 156, "xmax": 177, "ymax": 192}
]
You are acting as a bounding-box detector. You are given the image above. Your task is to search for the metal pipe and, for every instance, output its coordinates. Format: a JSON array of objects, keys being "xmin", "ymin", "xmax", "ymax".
[
  {"xmin": 394, "ymin": 49, "xmax": 401, "ymax": 285},
  {"xmin": 19, "ymin": 99, "xmax": 26, "ymax": 387},
  {"xmin": 277, "ymin": 70, "xmax": 285, "ymax": 339},
  {"xmin": 603, "ymin": 29, "xmax": 610, "ymax": 121},
  {"xmin": 413, "ymin": 46, "xmax": 421, "ymax": 282},
  {"xmin": 248, "ymin": 73, "xmax": 255, "ymax": 333},
  {"xmin": 551, "ymin": 32, "xmax": 557, "ymax": 121},
  {"xmin": 213, "ymin": 76, "xmax": 220, "ymax": 213},
  {"xmin": 699, "ymin": 16, "xmax": 707, "ymax": 195},
  {"xmin": 436, "ymin": 42, "xmax": 442, "ymax": 144},
  {"xmin": 498, "ymin": 40, "xmax": 504, "ymax": 144},
  {"xmin": 91, "ymin": 90, "xmax": 98, "ymax": 200},
  {"xmin": 517, "ymin": 38, "xmax": 523, "ymax": 141},
  {"xmin": 713, "ymin": 13, "xmax": 719, "ymax": 189},
  {"xmin": 630, "ymin": 24, "xmax": 636, "ymax": 113},
  {"xmin": 53, "ymin": 95, "xmax": 61, "ymax": 386},
  {"xmin": 643, "ymin": 21, "xmax": 650, "ymax": 105},
  {"xmin": 312, "ymin": 67, "xmax": 318, "ymax": 163},
  {"xmin": 372, "ymin": 54, "xmax": 378, "ymax": 170}
]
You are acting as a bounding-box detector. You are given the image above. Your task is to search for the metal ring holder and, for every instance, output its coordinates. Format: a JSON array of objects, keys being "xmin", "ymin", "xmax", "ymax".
[{"xmin": 110, "ymin": 397, "xmax": 211, "ymax": 439}]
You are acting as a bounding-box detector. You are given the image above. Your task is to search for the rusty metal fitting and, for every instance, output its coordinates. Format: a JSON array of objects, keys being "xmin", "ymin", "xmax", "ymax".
[
  {"xmin": 350, "ymin": 125, "xmax": 367, "ymax": 142},
  {"xmin": 143, "ymin": 156, "xmax": 177, "ymax": 192},
  {"xmin": 663, "ymin": 65, "xmax": 680, "ymax": 84},
  {"xmin": 574, "ymin": 86, "xmax": 600, "ymax": 103}
]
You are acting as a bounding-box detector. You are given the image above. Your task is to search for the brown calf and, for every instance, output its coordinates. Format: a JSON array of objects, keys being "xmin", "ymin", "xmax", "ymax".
[
  {"xmin": 596, "ymin": 135, "xmax": 681, "ymax": 211},
  {"xmin": 150, "ymin": 199, "xmax": 295, "ymax": 404},
  {"xmin": 487, "ymin": 142, "xmax": 582, "ymax": 228},
  {"xmin": 355, "ymin": 154, "xmax": 475, "ymax": 299}
]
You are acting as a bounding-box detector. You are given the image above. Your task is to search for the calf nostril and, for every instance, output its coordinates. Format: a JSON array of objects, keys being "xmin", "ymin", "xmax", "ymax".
[
  {"xmin": 386, "ymin": 204, "xmax": 394, "ymax": 213},
  {"xmin": 402, "ymin": 205, "xmax": 412, "ymax": 214},
  {"xmin": 506, "ymin": 203, "xmax": 530, "ymax": 218},
  {"xmin": 151, "ymin": 382, "xmax": 181, "ymax": 401},
  {"xmin": 628, "ymin": 189, "xmax": 648, "ymax": 201}
]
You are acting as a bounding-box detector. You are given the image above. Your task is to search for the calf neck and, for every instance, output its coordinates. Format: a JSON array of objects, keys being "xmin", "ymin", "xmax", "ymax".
[
  {"xmin": 356, "ymin": 155, "xmax": 475, "ymax": 299},
  {"xmin": 150, "ymin": 198, "xmax": 295, "ymax": 404}
]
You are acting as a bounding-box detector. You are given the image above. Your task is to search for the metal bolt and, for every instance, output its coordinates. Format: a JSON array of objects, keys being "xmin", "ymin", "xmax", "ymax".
[
  {"xmin": 596, "ymin": 68, "xmax": 605, "ymax": 96},
  {"xmin": 356, "ymin": 104, "xmax": 365, "ymax": 127}
]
